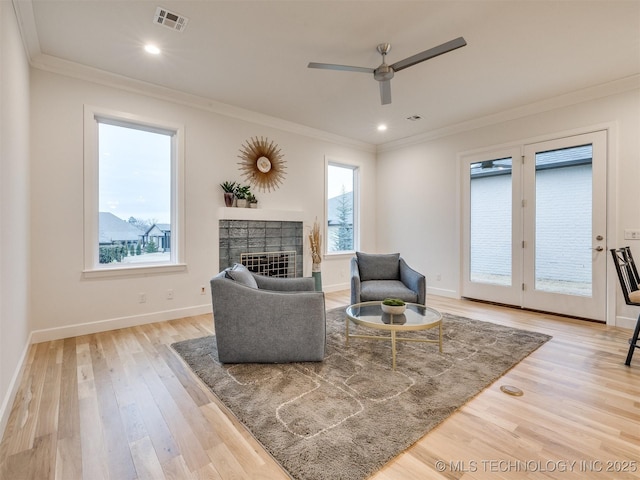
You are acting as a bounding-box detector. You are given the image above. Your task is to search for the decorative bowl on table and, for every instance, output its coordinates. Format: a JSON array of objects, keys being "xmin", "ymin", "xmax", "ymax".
[{"xmin": 381, "ymin": 298, "xmax": 406, "ymax": 315}]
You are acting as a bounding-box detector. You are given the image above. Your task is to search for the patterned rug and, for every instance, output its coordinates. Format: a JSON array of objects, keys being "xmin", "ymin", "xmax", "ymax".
[{"xmin": 171, "ymin": 307, "xmax": 551, "ymax": 480}]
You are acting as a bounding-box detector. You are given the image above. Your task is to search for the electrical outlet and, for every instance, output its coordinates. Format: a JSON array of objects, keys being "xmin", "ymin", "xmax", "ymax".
[
  {"xmin": 624, "ymin": 229, "xmax": 640, "ymax": 240},
  {"xmin": 138, "ymin": 293, "xmax": 146, "ymax": 303},
  {"xmin": 200, "ymin": 285, "xmax": 206, "ymax": 295},
  {"xmin": 436, "ymin": 273, "xmax": 442, "ymax": 281},
  {"xmin": 166, "ymin": 289, "xmax": 174, "ymax": 300}
]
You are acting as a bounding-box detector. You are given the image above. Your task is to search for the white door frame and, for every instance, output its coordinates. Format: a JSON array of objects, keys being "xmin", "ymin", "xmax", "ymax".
[
  {"xmin": 461, "ymin": 147, "xmax": 523, "ymax": 306},
  {"xmin": 459, "ymin": 123, "xmax": 618, "ymax": 326},
  {"xmin": 521, "ymin": 130, "xmax": 607, "ymax": 321}
]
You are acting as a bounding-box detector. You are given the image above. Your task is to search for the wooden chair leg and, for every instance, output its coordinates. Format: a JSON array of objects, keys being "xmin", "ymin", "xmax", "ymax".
[{"xmin": 625, "ymin": 313, "xmax": 640, "ymax": 366}]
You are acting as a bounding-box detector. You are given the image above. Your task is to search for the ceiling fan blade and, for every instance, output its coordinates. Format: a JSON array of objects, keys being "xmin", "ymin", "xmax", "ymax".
[
  {"xmin": 307, "ymin": 62, "xmax": 375, "ymax": 74},
  {"xmin": 391, "ymin": 36, "xmax": 467, "ymax": 72},
  {"xmin": 379, "ymin": 80, "xmax": 391, "ymax": 105}
]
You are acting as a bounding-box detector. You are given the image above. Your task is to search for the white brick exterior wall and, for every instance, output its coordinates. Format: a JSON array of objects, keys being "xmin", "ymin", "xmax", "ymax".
[{"xmin": 470, "ymin": 164, "xmax": 592, "ymax": 285}]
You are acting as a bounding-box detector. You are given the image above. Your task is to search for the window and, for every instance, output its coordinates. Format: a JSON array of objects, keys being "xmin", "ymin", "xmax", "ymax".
[
  {"xmin": 84, "ymin": 106, "xmax": 184, "ymax": 275},
  {"xmin": 469, "ymin": 157, "xmax": 513, "ymax": 286},
  {"xmin": 326, "ymin": 160, "xmax": 359, "ymax": 254}
]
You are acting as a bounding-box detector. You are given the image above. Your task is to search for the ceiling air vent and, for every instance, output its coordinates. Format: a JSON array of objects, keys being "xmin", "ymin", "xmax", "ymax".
[{"xmin": 154, "ymin": 7, "xmax": 189, "ymax": 32}]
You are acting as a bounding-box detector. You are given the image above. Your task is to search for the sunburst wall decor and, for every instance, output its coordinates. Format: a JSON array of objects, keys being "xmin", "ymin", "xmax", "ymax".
[{"xmin": 237, "ymin": 136, "xmax": 287, "ymax": 192}]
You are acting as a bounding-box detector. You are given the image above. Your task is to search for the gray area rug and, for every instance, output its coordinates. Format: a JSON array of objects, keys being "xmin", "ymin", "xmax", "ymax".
[{"xmin": 171, "ymin": 308, "xmax": 551, "ymax": 480}]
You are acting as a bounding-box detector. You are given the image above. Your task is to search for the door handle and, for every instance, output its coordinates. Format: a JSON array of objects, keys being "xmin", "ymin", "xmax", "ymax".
[{"xmin": 593, "ymin": 246, "xmax": 604, "ymax": 252}]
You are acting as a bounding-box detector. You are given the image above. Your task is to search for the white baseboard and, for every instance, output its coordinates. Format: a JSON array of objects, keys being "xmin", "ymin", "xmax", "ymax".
[
  {"xmin": 30, "ymin": 304, "xmax": 213, "ymax": 343},
  {"xmin": 2, "ymin": 305, "xmax": 212, "ymax": 440},
  {"xmin": 615, "ymin": 315, "xmax": 638, "ymax": 330},
  {"xmin": 322, "ymin": 282, "xmax": 350, "ymax": 293},
  {"xmin": 427, "ymin": 286, "xmax": 458, "ymax": 298},
  {"xmin": 4, "ymin": 300, "xmax": 634, "ymax": 442},
  {"xmin": 0, "ymin": 332, "xmax": 33, "ymax": 442}
]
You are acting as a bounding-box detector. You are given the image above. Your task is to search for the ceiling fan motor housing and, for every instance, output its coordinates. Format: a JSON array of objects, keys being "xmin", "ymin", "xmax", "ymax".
[
  {"xmin": 374, "ymin": 64, "xmax": 394, "ymax": 81},
  {"xmin": 374, "ymin": 43, "xmax": 394, "ymax": 81}
]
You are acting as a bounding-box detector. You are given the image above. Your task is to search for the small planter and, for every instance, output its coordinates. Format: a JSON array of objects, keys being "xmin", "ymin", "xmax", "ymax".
[
  {"xmin": 234, "ymin": 185, "xmax": 251, "ymax": 208},
  {"xmin": 381, "ymin": 303, "xmax": 406, "ymax": 315},
  {"xmin": 249, "ymin": 202, "xmax": 258, "ymax": 209},
  {"xmin": 381, "ymin": 298, "xmax": 406, "ymax": 315},
  {"xmin": 220, "ymin": 181, "xmax": 238, "ymax": 207}
]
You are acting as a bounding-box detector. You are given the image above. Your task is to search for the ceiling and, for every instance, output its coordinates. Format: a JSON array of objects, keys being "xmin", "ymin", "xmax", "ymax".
[{"xmin": 15, "ymin": 1, "xmax": 640, "ymax": 146}]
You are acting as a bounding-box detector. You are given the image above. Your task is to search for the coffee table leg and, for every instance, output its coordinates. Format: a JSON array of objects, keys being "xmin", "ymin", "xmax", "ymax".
[
  {"xmin": 391, "ymin": 330, "xmax": 397, "ymax": 370},
  {"xmin": 345, "ymin": 317, "xmax": 350, "ymax": 346}
]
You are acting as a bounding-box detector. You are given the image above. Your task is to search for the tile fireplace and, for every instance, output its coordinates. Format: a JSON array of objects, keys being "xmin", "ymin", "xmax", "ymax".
[{"xmin": 218, "ymin": 220, "xmax": 303, "ymax": 277}]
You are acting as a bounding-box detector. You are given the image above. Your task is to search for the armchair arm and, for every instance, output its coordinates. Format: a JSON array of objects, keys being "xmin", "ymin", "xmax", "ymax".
[
  {"xmin": 399, "ymin": 258, "xmax": 426, "ymax": 305},
  {"xmin": 253, "ymin": 274, "xmax": 315, "ymax": 292},
  {"xmin": 350, "ymin": 256, "xmax": 361, "ymax": 305},
  {"xmin": 210, "ymin": 277, "xmax": 326, "ymax": 363}
]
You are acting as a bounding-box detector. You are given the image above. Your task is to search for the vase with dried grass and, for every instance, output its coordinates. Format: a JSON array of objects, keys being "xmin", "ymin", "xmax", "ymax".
[{"xmin": 309, "ymin": 218, "xmax": 322, "ymax": 291}]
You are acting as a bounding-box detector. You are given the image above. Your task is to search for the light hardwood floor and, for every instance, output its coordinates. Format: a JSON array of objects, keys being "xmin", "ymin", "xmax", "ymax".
[{"xmin": 1, "ymin": 292, "xmax": 639, "ymax": 479}]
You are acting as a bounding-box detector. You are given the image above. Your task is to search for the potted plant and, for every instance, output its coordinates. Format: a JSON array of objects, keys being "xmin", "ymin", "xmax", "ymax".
[
  {"xmin": 247, "ymin": 193, "xmax": 258, "ymax": 208},
  {"xmin": 220, "ymin": 181, "xmax": 237, "ymax": 207},
  {"xmin": 381, "ymin": 298, "xmax": 406, "ymax": 314},
  {"xmin": 235, "ymin": 185, "xmax": 251, "ymax": 207}
]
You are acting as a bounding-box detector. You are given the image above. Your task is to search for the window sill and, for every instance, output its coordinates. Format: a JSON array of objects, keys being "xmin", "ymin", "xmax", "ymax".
[
  {"xmin": 324, "ymin": 251, "xmax": 356, "ymax": 260},
  {"xmin": 83, "ymin": 263, "xmax": 187, "ymax": 279}
]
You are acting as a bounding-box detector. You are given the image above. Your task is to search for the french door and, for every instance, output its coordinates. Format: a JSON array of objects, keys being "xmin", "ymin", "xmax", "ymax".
[{"xmin": 461, "ymin": 131, "xmax": 607, "ymax": 321}]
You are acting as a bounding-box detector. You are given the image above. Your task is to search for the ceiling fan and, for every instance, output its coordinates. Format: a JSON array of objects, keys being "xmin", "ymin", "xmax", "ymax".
[{"xmin": 308, "ymin": 37, "xmax": 466, "ymax": 105}]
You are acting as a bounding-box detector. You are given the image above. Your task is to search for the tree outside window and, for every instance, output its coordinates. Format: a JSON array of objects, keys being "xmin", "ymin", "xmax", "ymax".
[{"xmin": 327, "ymin": 162, "xmax": 358, "ymax": 254}]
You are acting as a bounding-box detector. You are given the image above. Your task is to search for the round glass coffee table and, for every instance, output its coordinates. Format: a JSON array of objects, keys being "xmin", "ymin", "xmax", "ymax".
[{"xmin": 345, "ymin": 301, "xmax": 443, "ymax": 370}]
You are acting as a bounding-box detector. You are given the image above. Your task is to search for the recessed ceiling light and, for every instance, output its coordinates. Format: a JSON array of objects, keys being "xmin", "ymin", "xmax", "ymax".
[
  {"xmin": 377, "ymin": 124, "xmax": 387, "ymax": 132},
  {"xmin": 144, "ymin": 44, "xmax": 161, "ymax": 55}
]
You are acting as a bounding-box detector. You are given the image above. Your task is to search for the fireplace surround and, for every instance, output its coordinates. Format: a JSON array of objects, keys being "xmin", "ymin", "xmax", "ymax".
[{"xmin": 219, "ymin": 220, "xmax": 303, "ymax": 277}]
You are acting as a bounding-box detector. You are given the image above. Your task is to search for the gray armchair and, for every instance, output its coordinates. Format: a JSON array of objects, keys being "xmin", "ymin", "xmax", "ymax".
[
  {"xmin": 210, "ymin": 263, "xmax": 326, "ymax": 363},
  {"xmin": 350, "ymin": 252, "xmax": 426, "ymax": 305}
]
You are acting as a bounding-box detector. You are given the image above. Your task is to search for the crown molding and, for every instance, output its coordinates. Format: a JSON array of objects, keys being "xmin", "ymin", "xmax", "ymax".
[
  {"xmin": 11, "ymin": 0, "xmax": 40, "ymax": 61},
  {"xmin": 13, "ymin": 1, "xmax": 374, "ymax": 152},
  {"xmin": 31, "ymin": 49, "xmax": 637, "ymax": 157},
  {"xmin": 15, "ymin": 0, "xmax": 637, "ymax": 156},
  {"xmin": 29, "ymin": 53, "xmax": 376, "ymax": 153},
  {"xmin": 377, "ymin": 74, "xmax": 640, "ymax": 153}
]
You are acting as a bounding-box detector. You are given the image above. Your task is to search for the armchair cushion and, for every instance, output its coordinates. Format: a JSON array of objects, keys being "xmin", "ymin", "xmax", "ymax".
[
  {"xmin": 356, "ymin": 252, "xmax": 400, "ymax": 281},
  {"xmin": 224, "ymin": 263, "xmax": 258, "ymax": 289},
  {"xmin": 360, "ymin": 280, "xmax": 419, "ymax": 303}
]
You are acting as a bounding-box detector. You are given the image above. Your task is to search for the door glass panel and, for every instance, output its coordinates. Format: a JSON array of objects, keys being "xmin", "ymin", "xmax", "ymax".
[
  {"xmin": 469, "ymin": 158, "xmax": 512, "ymax": 285},
  {"xmin": 534, "ymin": 145, "xmax": 592, "ymax": 296}
]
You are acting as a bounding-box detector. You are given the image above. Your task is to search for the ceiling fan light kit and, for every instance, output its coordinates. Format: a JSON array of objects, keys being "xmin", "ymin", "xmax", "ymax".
[{"xmin": 308, "ymin": 37, "xmax": 467, "ymax": 105}]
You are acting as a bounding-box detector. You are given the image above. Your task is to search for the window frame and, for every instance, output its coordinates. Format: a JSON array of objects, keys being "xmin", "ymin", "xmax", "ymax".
[
  {"xmin": 83, "ymin": 105, "xmax": 186, "ymax": 278},
  {"xmin": 324, "ymin": 157, "xmax": 360, "ymax": 257}
]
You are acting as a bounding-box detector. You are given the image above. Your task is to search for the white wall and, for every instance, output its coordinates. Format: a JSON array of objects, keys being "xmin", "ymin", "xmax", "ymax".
[
  {"xmin": 376, "ymin": 87, "xmax": 640, "ymax": 326},
  {"xmin": 0, "ymin": 0, "xmax": 31, "ymax": 436},
  {"xmin": 29, "ymin": 69, "xmax": 377, "ymax": 340}
]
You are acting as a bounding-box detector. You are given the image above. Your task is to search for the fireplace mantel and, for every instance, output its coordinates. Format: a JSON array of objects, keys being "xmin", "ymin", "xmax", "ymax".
[{"xmin": 217, "ymin": 207, "xmax": 305, "ymax": 222}]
